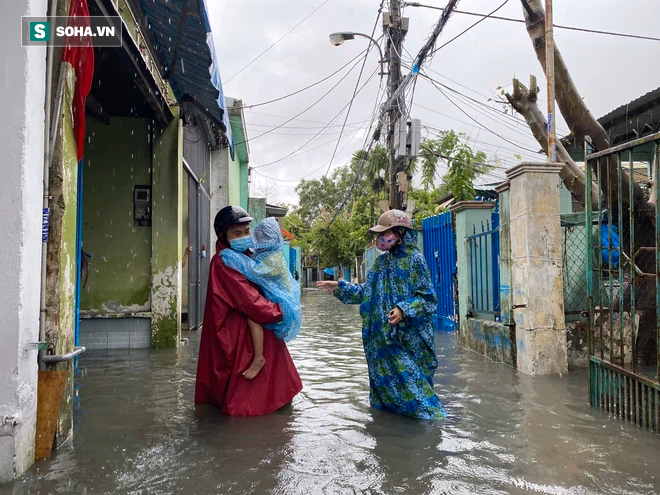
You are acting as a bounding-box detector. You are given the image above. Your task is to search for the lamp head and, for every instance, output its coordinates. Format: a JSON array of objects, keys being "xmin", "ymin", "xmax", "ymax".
[{"xmin": 329, "ymin": 32, "xmax": 355, "ymax": 46}]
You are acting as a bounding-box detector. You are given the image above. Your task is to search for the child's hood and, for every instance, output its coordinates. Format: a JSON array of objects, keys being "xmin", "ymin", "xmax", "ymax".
[{"xmin": 251, "ymin": 217, "xmax": 283, "ymax": 252}]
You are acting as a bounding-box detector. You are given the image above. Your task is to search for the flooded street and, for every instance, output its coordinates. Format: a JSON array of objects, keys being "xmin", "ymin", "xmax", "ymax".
[{"xmin": 3, "ymin": 290, "xmax": 660, "ymax": 495}]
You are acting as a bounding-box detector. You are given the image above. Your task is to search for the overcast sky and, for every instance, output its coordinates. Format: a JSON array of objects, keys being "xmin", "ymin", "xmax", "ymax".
[{"xmin": 205, "ymin": 0, "xmax": 659, "ymax": 205}]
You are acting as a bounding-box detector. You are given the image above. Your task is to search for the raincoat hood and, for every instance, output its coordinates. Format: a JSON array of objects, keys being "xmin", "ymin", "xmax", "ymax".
[
  {"xmin": 251, "ymin": 217, "xmax": 283, "ymax": 253},
  {"xmin": 390, "ymin": 226, "xmax": 419, "ymax": 258}
]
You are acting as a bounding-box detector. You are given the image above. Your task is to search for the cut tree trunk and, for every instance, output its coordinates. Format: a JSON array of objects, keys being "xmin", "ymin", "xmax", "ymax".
[
  {"xmin": 506, "ymin": 77, "xmax": 598, "ymax": 209},
  {"xmin": 520, "ymin": 0, "xmax": 653, "ymax": 223}
]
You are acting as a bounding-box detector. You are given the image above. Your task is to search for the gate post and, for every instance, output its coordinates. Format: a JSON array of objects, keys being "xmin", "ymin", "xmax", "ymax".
[{"xmin": 507, "ymin": 163, "xmax": 568, "ymax": 375}]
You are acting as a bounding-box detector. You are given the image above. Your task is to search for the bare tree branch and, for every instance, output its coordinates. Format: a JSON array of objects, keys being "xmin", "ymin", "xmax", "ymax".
[{"xmin": 506, "ymin": 77, "xmax": 598, "ymax": 208}]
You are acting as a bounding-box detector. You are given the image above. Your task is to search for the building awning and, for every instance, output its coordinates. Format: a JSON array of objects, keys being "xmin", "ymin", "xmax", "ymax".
[
  {"xmin": 266, "ymin": 204, "xmax": 289, "ymax": 218},
  {"xmin": 139, "ymin": 0, "xmax": 234, "ymax": 158}
]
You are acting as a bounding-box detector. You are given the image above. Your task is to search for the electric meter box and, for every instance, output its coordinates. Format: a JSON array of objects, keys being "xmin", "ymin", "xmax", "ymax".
[{"xmin": 134, "ymin": 185, "xmax": 152, "ymax": 227}]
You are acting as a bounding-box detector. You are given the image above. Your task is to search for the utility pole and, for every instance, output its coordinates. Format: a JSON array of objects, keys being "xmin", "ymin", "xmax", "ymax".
[
  {"xmin": 545, "ymin": 0, "xmax": 556, "ymax": 162},
  {"xmin": 387, "ymin": 0, "xmax": 404, "ymax": 210}
]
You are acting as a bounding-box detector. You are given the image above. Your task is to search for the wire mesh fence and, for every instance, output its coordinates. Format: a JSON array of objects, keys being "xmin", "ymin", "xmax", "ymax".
[{"xmin": 562, "ymin": 222, "xmax": 589, "ymax": 316}]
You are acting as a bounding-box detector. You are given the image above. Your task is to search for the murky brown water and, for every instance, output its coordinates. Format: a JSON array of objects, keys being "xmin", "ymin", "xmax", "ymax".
[{"xmin": 3, "ymin": 290, "xmax": 659, "ymax": 494}]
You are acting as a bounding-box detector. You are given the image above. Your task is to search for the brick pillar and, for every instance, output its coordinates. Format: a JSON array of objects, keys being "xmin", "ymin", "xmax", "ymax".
[{"xmin": 506, "ymin": 163, "xmax": 568, "ymax": 375}]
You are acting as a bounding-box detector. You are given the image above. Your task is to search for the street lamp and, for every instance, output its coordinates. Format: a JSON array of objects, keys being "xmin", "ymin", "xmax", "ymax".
[{"xmin": 329, "ymin": 32, "xmax": 385, "ymax": 77}]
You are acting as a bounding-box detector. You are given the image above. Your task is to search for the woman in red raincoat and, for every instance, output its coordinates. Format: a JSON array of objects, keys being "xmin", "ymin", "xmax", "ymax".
[{"xmin": 195, "ymin": 206, "xmax": 303, "ymax": 415}]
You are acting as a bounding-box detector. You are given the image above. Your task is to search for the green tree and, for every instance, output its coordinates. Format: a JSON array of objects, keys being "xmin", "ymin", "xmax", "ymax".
[
  {"xmin": 361, "ymin": 144, "xmax": 388, "ymax": 193},
  {"xmin": 418, "ymin": 131, "xmax": 489, "ymax": 201},
  {"xmin": 288, "ymin": 130, "xmax": 490, "ymax": 267}
]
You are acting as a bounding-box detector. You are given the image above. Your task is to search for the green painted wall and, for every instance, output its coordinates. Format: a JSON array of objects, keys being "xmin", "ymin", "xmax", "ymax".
[
  {"xmin": 248, "ymin": 197, "xmax": 267, "ymax": 227},
  {"xmin": 229, "ymin": 114, "xmax": 249, "ymax": 209},
  {"xmin": 283, "ymin": 241, "xmax": 291, "ymax": 271},
  {"xmin": 81, "ymin": 116, "xmax": 152, "ymax": 313},
  {"xmin": 151, "ymin": 107, "xmax": 183, "ymax": 348},
  {"xmin": 182, "ymin": 180, "xmax": 189, "ymax": 310},
  {"xmin": 240, "ymin": 162, "xmax": 249, "ymax": 210}
]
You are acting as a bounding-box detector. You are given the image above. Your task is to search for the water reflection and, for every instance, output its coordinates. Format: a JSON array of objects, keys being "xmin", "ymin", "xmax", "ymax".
[{"xmin": 2, "ymin": 290, "xmax": 659, "ymax": 495}]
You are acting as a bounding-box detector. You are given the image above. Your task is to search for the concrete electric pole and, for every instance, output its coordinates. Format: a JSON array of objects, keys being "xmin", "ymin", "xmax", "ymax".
[
  {"xmin": 545, "ymin": 0, "xmax": 556, "ymax": 163},
  {"xmin": 386, "ymin": 0, "xmax": 405, "ymax": 210}
]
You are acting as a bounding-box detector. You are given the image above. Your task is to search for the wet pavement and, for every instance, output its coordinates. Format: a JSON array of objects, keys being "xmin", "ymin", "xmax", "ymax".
[{"xmin": 3, "ymin": 289, "xmax": 660, "ymax": 494}]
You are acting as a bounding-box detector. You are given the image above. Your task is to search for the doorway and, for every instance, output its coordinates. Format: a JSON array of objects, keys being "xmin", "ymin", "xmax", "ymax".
[{"xmin": 183, "ymin": 120, "xmax": 211, "ymax": 331}]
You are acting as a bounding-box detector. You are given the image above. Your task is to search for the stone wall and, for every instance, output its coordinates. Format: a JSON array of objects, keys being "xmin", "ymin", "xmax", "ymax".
[{"xmin": 460, "ymin": 319, "xmax": 516, "ymax": 367}]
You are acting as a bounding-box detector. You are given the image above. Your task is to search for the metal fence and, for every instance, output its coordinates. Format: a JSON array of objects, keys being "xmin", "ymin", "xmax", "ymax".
[
  {"xmin": 585, "ymin": 132, "xmax": 660, "ymax": 431},
  {"xmin": 561, "ymin": 218, "xmax": 589, "ymax": 317},
  {"xmin": 466, "ymin": 209, "xmax": 500, "ymax": 318},
  {"xmin": 422, "ymin": 212, "xmax": 458, "ymax": 331}
]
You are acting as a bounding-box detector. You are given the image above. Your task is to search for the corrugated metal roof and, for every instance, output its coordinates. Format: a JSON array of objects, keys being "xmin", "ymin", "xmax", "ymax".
[
  {"xmin": 139, "ymin": 0, "xmax": 233, "ymax": 157},
  {"xmin": 563, "ymin": 86, "xmax": 660, "ymax": 160}
]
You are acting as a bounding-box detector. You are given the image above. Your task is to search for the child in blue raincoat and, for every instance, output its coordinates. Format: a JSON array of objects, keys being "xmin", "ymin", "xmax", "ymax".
[
  {"xmin": 221, "ymin": 218, "xmax": 302, "ymax": 379},
  {"xmin": 318, "ymin": 209, "xmax": 447, "ymax": 420}
]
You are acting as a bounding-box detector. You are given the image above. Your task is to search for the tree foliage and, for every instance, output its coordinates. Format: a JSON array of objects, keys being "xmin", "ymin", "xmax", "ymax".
[
  {"xmin": 419, "ymin": 130, "xmax": 489, "ymax": 201},
  {"xmin": 287, "ymin": 131, "xmax": 489, "ymax": 267}
]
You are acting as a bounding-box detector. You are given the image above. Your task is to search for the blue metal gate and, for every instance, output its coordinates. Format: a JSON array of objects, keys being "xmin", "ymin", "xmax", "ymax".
[
  {"xmin": 422, "ymin": 212, "xmax": 458, "ymax": 331},
  {"xmin": 289, "ymin": 247, "xmax": 297, "ymax": 276},
  {"xmin": 466, "ymin": 205, "xmax": 501, "ymax": 318}
]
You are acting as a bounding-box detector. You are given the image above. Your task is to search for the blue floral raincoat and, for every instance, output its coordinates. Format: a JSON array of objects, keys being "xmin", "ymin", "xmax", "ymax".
[{"xmin": 334, "ymin": 228, "xmax": 446, "ymax": 420}]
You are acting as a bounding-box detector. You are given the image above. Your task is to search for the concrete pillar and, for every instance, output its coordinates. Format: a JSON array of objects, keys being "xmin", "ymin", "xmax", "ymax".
[
  {"xmin": 0, "ymin": 0, "xmax": 47, "ymax": 481},
  {"xmin": 495, "ymin": 182, "xmax": 512, "ymax": 327},
  {"xmin": 210, "ymin": 147, "xmax": 230, "ymax": 236},
  {"xmin": 506, "ymin": 163, "xmax": 568, "ymax": 375},
  {"xmin": 151, "ymin": 108, "xmax": 183, "ymax": 348},
  {"xmin": 451, "ymin": 201, "xmax": 496, "ymax": 337}
]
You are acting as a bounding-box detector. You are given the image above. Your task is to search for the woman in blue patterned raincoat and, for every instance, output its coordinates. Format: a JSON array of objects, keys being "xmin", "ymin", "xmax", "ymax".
[{"xmin": 318, "ymin": 210, "xmax": 446, "ymax": 420}]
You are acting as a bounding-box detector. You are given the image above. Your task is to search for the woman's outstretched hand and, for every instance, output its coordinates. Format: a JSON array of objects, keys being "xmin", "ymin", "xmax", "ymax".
[{"xmin": 317, "ymin": 281, "xmax": 339, "ymax": 293}]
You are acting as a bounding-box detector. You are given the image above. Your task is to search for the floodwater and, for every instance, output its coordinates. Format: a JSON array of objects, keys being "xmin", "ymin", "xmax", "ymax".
[{"xmin": 3, "ymin": 290, "xmax": 660, "ymax": 495}]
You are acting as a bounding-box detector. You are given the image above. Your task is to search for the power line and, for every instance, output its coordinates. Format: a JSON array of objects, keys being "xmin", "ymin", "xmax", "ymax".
[
  {"xmin": 233, "ymin": 55, "xmax": 365, "ymax": 147},
  {"xmin": 415, "ymin": 69, "xmax": 572, "ymax": 136},
  {"xmin": 430, "ymin": 0, "xmax": 509, "ymax": 55},
  {"xmin": 422, "ymin": 70, "xmax": 541, "ymax": 154},
  {"xmin": 324, "ymin": 1, "xmax": 385, "ymax": 177},
  {"xmin": 415, "ymin": 82, "xmax": 538, "ymax": 143},
  {"xmin": 413, "ymin": 101, "xmax": 541, "ymax": 154},
  {"xmin": 252, "ymin": 68, "xmax": 379, "ymax": 169},
  {"xmin": 224, "ymin": 0, "xmax": 333, "ymax": 84},
  {"xmin": 376, "ymin": 0, "xmax": 462, "ymax": 128},
  {"xmin": 405, "ymin": 2, "xmax": 660, "ymax": 43},
  {"xmin": 253, "ymin": 121, "xmax": 374, "ymax": 183},
  {"xmin": 422, "ymin": 123, "xmax": 541, "ymax": 161},
  {"xmin": 243, "ymin": 125, "xmax": 361, "ymax": 137},
  {"xmin": 235, "ymin": 48, "xmax": 370, "ymax": 110},
  {"xmin": 243, "ymin": 120, "xmax": 368, "ymax": 130}
]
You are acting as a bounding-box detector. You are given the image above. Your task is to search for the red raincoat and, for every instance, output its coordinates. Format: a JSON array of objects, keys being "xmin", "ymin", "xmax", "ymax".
[{"xmin": 194, "ymin": 241, "xmax": 303, "ymax": 415}]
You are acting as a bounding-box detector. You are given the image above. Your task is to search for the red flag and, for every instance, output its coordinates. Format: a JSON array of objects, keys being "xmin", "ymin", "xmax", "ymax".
[{"xmin": 62, "ymin": 0, "xmax": 94, "ymax": 161}]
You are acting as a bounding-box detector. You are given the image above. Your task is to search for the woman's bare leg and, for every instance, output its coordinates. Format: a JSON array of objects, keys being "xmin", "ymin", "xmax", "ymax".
[{"xmin": 243, "ymin": 318, "xmax": 266, "ymax": 379}]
